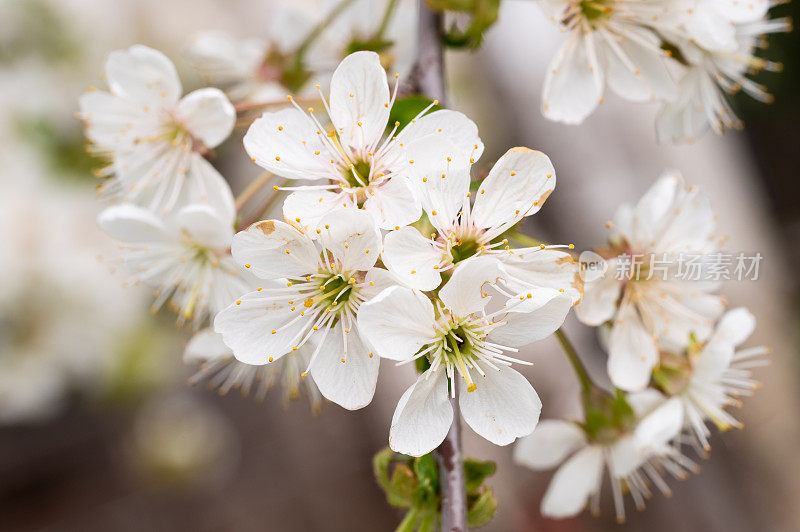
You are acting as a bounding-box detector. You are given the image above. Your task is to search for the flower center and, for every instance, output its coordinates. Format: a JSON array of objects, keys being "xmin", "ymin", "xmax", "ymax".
[
  {"xmin": 449, "ymin": 238, "xmax": 481, "ymax": 264},
  {"xmin": 579, "ymin": 0, "xmax": 611, "ymax": 21},
  {"xmin": 432, "ymin": 317, "xmax": 488, "ymax": 392},
  {"xmin": 341, "ymin": 158, "xmax": 372, "ymax": 189},
  {"xmin": 307, "ymin": 269, "xmax": 360, "ymax": 318}
]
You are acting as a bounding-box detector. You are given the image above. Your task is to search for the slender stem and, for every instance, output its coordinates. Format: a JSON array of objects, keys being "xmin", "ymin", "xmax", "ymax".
[
  {"xmin": 234, "ymin": 171, "xmax": 274, "ymax": 212},
  {"xmin": 237, "ymin": 177, "xmax": 288, "ymax": 230},
  {"xmin": 407, "ymin": 1, "xmax": 447, "ymax": 104},
  {"xmin": 409, "ymin": 3, "xmax": 466, "ymax": 530},
  {"xmin": 292, "ymin": 0, "xmax": 358, "ymax": 62},
  {"xmin": 554, "ymin": 328, "xmax": 593, "ymax": 399},
  {"xmin": 374, "ymin": 0, "xmax": 400, "ymax": 41},
  {"xmin": 436, "ymin": 395, "xmax": 467, "ymax": 532}
]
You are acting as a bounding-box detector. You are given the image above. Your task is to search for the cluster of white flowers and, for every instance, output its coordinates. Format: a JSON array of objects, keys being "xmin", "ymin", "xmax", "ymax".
[
  {"xmin": 538, "ymin": 0, "xmax": 790, "ymax": 141},
  {"xmin": 79, "ymin": 4, "xmax": 771, "ymax": 524},
  {"xmin": 514, "ymin": 173, "xmax": 768, "ymax": 521}
]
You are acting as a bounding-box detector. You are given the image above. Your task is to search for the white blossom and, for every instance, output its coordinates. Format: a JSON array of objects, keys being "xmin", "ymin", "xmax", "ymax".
[
  {"xmin": 79, "ymin": 45, "xmax": 235, "ymax": 213},
  {"xmin": 358, "ymin": 257, "xmax": 573, "ymax": 456},
  {"xmin": 383, "ymin": 145, "xmax": 581, "ymax": 301},
  {"xmin": 243, "ymin": 50, "xmax": 483, "ymax": 230},
  {"xmin": 514, "ymin": 393, "xmax": 696, "ymax": 522},
  {"xmin": 538, "ymin": 0, "xmax": 678, "ymax": 124},
  {"xmin": 214, "ymin": 208, "xmax": 394, "ymax": 410},
  {"xmin": 576, "ymin": 171, "xmax": 724, "ymax": 391},
  {"xmin": 185, "ymin": 328, "xmax": 322, "ymax": 412},
  {"xmin": 656, "ymin": 307, "xmax": 767, "ymax": 450},
  {"xmin": 97, "ymin": 185, "xmax": 250, "ymax": 329},
  {"xmin": 656, "ymin": 14, "xmax": 790, "ymax": 142}
]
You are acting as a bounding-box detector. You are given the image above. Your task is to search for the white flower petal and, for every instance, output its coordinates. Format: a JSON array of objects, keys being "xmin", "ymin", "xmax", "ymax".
[
  {"xmin": 392, "ymin": 109, "xmax": 484, "ymax": 166},
  {"xmin": 360, "ymin": 267, "xmax": 400, "ymax": 301},
  {"xmin": 439, "ymin": 256, "xmax": 505, "ymax": 317},
  {"xmin": 283, "ymin": 189, "xmax": 350, "ymax": 235},
  {"xmin": 361, "ymin": 176, "xmax": 421, "ymax": 230},
  {"xmin": 357, "ymin": 286, "xmax": 437, "ymax": 361},
  {"xmin": 605, "ymin": 28, "xmax": 677, "ymax": 102},
  {"xmin": 244, "ymin": 107, "xmax": 334, "ymax": 180},
  {"xmin": 105, "ymin": 45, "xmax": 181, "ymax": 105},
  {"xmin": 382, "ymin": 226, "xmax": 443, "ymax": 291},
  {"xmin": 184, "ymin": 328, "xmax": 231, "ymax": 364},
  {"xmin": 542, "ymin": 34, "xmax": 603, "ymax": 125},
  {"xmin": 309, "ymin": 324, "xmax": 379, "ymax": 410},
  {"xmin": 470, "ymin": 148, "xmax": 556, "ymax": 232},
  {"xmin": 540, "ymin": 445, "xmax": 604, "ymax": 519},
  {"xmin": 318, "ymin": 209, "xmax": 381, "ymax": 271},
  {"xmin": 694, "ymin": 307, "xmax": 755, "ymax": 381},
  {"xmin": 684, "ymin": 4, "xmax": 738, "ymax": 52},
  {"xmin": 231, "ymin": 220, "xmax": 319, "ymax": 279},
  {"xmin": 607, "ymin": 302, "xmax": 659, "ymax": 391},
  {"xmin": 633, "ymin": 397, "xmax": 683, "ymax": 453},
  {"xmin": 501, "ymin": 248, "xmax": 583, "ymax": 305},
  {"xmin": 487, "ymin": 289, "xmax": 572, "ymax": 347},
  {"xmin": 390, "ymin": 369, "xmax": 453, "ymax": 457},
  {"xmin": 574, "ymin": 262, "xmax": 622, "ymax": 326},
  {"xmin": 78, "ymin": 91, "xmax": 158, "ymax": 147},
  {"xmin": 513, "ymin": 419, "xmax": 587, "ymax": 470},
  {"xmin": 459, "ymin": 366, "xmax": 542, "ymax": 446},
  {"xmin": 97, "ymin": 204, "xmax": 169, "ymax": 243},
  {"xmin": 329, "ymin": 51, "xmax": 390, "ymax": 150},
  {"xmin": 214, "ymin": 290, "xmax": 311, "ymax": 365},
  {"xmin": 172, "ymin": 204, "xmax": 234, "ymax": 250},
  {"xmin": 405, "ymin": 135, "xmax": 470, "ymax": 232},
  {"xmin": 177, "ymin": 88, "xmax": 235, "ymax": 149}
]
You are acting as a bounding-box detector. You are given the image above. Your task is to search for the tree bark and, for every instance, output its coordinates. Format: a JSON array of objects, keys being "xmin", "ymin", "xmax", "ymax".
[{"xmin": 408, "ymin": 3, "xmax": 467, "ymax": 530}]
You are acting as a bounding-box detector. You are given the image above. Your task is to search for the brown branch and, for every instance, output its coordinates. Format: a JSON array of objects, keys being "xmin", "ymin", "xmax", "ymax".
[{"xmin": 408, "ymin": 2, "xmax": 467, "ymax": 530}]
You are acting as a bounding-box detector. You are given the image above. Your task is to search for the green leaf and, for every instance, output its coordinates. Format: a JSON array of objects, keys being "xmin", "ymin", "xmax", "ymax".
[
  {"xmin": 373, "ymin": 447, "xmax": 395, "ymax": 493},
  {"xmin": 464, "ymin": 459, "xmax": 496, "ymax": 493},
  {"xmin": 412, "ymin": 454, "xmax": 440, "ymax": 510},
  {"xmin": 388, "ymin": 96, "xmax": 440, "ymax": 133},
  {"xmin": 467, "ymin": 488, "xmax": 498, "ymax": 528},
  {"xmin": 389, "ymin": 464, "xmax": 418, "ymax": 508},
  {"xmin": 394, "ymin": 507, "xmax": 419, "ymax": 532},
  {"xmin": 417, "ymin": 512, "xmax": 437, "ymax": 532},
  {"xmin": 426, "ymin": 0, "xmax": 501, "ymax": 49}
]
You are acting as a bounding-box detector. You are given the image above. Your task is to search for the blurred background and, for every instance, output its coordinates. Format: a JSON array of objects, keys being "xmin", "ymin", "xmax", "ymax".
[{"xmin": 1, "ymin": 0, "xmax": 798, "ymax": 530}]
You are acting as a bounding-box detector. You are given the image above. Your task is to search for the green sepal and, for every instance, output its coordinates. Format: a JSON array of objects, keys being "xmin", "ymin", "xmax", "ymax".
[
  {"xmin": 463, "ymin": 458, "xmax": 496, "ymax": 493},
  {"xmin": 388, "ymin": 96, "xmax": 441, "ymax": 133},
  {"xmin": 467, "ymin": 487, "xmax": 498, "ymax": 528}
]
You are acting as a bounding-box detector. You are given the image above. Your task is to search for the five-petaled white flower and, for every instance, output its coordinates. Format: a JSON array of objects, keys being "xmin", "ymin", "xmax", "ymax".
[
  {"xmin": 97, "ymin": 185, "xmax": 249, "ymax": 328},
  {"xmin": 214, "ymin": 208, "xmax": 394, "ymax": 410},
  {"xmin": 383, "ymin": 144, "xmax": 581, "ymax": 302},
  {"xmin": 358, "ymin": 257, "xmax": 573, "ymax": 456},
  {"xmin": 185, "ymin": 328, "xmax": 322, "ymax": 412},
  {"xmin": 79, "ymin": 45, "xmax": 235, "ymax": 214},
  {"xmin": 538, "ymin": 0, "xmax": 678, "ymax": 124},
  {"xmin": 654, "ymin": 307, "xmax": 767, "ymax": 451},
  {"xmin": 576, "ymin": 171, "xmax": 724, "ymax": 391},
  {"xmin": 656, "ymin": 15, "xmax": 789, "ymax": 143},
  {"xmin": 243, "ymin": 50, "xmax": 483, "ymax": 231},
  {"xmin": 514, "ymin": 393, "xmax": 696, "ymax": 522}
]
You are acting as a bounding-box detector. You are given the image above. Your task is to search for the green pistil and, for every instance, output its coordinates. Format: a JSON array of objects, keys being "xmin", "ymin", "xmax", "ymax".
[
  {"xmin": 441, "ymin": 323, "xmax": 481, "ymax": 392},
  {"xmin": 449, "ymin": 239, "xmax": 480, "ymax": 264},
  {"xmin": 342, "ymin": 158, "xmax": 372, "ymax": 189},
  {"xmin": 579, "ymin": 0, "xmax": 611, "ymax": 21}
]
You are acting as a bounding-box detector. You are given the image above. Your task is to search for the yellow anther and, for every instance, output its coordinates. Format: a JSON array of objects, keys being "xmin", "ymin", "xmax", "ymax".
[
  {"xmin": 268, "ymin": 356, "xmax": 274, "ymax": 362},
  {"xmin": 236, "ymin": 300, "xmax": 242, "ymax": 305},
  {"xmin": 245, "ymin": 263, "xmax": 251, "ymax": 268}
]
